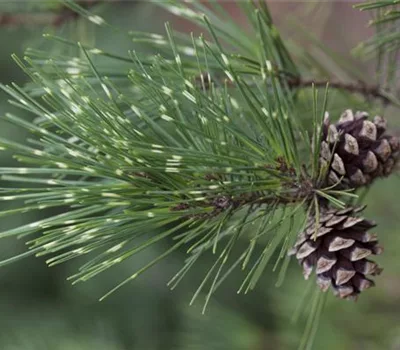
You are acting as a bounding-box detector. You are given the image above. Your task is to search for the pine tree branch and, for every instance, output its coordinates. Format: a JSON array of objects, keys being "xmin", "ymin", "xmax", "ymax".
[
  {"xmin": 0, "ymin": 12, "xmax": 78, "ymax": 28},
  {"xmin": 0, "ymin": 1, "xmax": 102, "ymax": 27},
  {"xmin": 196, "ymin": 70, "xmax": 395, "ymax": 106},
  {"xmin": 171, "ymin": 189, "xmax": 308, "ymax": 219},
  {"xmin": 171, "ymin": 163, "xmax": 313, "ymax": 219},
  {"xmin": 287, "ymin": 77, "xmax": 392, "ymax": 105},
  {"xmin": 0, "ymin": 0, "xmax": 361, "ymax": 311}
]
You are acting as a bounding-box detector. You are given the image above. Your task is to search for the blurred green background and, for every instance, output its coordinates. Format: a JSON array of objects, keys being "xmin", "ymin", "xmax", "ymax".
[{"xmin": 0, "ymin": 1, "xmax": 399, "ymax": 349}]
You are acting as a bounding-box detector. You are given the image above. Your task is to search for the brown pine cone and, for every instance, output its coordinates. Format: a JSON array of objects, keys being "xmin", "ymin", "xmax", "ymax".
[
  {"xmin": 320, "ymin": 109, "xmax": 400, "ymax": 188},
  {"xmin": 289, "ymin": 205, "xmax": 383, "ymax": 300}
]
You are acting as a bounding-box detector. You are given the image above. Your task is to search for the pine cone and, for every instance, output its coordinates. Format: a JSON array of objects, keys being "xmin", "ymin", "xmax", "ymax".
[
  {"xmin": 289, "ymin": 205, "xmax": 383, "ymax": 300},
  {"xmin": 321, "ymin": 109, "xmax": 400, "ymax": 188}
]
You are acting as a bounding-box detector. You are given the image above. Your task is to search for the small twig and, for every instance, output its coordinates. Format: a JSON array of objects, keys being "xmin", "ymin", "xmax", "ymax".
[
  {"xmin": 170, "ymin": 159, "xmax": 313, "ymax": 219},
  {"xmin": 0, "ymin": 1, "xmax": 102, "ymax": 28},
  {"xmin": 195, "ymin": 69, "xmax": 394, "ymax": 106},
  {"xmin": 0, "ymin": 13, "xmax": 77, "ymax": 28},
  {"xmin": 170, "ymin": 189, "xmax": 307, "ymax": 220},
  {"xmin": 287, "ymin": 77, "xmax": 391, "ymax": 105}
]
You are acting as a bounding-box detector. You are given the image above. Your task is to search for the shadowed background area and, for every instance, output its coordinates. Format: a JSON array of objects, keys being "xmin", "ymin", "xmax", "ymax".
[{"xmin": 0, "ymin": 1, "xmax": 399, "ymax": 349}]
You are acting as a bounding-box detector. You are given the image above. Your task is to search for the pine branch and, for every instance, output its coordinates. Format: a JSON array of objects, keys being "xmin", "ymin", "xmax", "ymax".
[
  {"xmin": 287, "ymin": 77, "xmax": 392, "ymax": 105},
  {"xmin": 1, "ymin": 1, "xmax": 399, "ymax": 348},
  {"xmin": 0, "ymin": 13, "xmax": 83, "ymax": 28},
  {"xmin": 0, "ymin": 0, "xmax": 103, "ymax": 27},
  {"xmin": 170, "ymin": 169, "xmax": 313, "ymax": 219},
  {"xmin": 0, "ymin": 0, "xmax": 309, "ymax": 305}
]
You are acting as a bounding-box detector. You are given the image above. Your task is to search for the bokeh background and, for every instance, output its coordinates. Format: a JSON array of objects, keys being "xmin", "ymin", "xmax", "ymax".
[{"xmin": 0, "ymin": 1, "xmax": 399, "ymax": 349}]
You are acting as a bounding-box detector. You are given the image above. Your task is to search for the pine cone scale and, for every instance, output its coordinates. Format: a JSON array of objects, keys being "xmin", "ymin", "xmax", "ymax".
[
  {"xmin": 316, "ymin": 254, "xmax": 337, "ymax": 274},
  {"xmin": 335, "ymin": 269, "xmax": 355, "ymax": 286},
  {"xmin": 340, "ymin": 216, "xmax": 365, "ymax": 229},
  {"xmin": 340, "ymin": 245, "xmax": 372, "ymax": 261},
  {"xmin": 354, "ymin": 260, "xmax": 377, "ymax": 275},
  {"xmin": 296, "ymin": 240, "xmax": 320, "ymax": 259},
  {"xmin": 325, "ymin": 214, "xmax": 348, "ymax": 227},
  {"xmin": 317, "ymin": 274, "xmax": 332, "ymax": 291},
  {"xmin": 358, "ymin": 120, "xmax": 377, "ymax": 141},
  {"xmin": 361, "ymin": 151, "xmax": 378, "ymax": 173},
  {"xmin": 334, "ymin": 284, "xmax": 354, "ymax": 298},
  {"xmin": 329, "ymin": 237, "xmax": 355, "ymax": 251}
]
